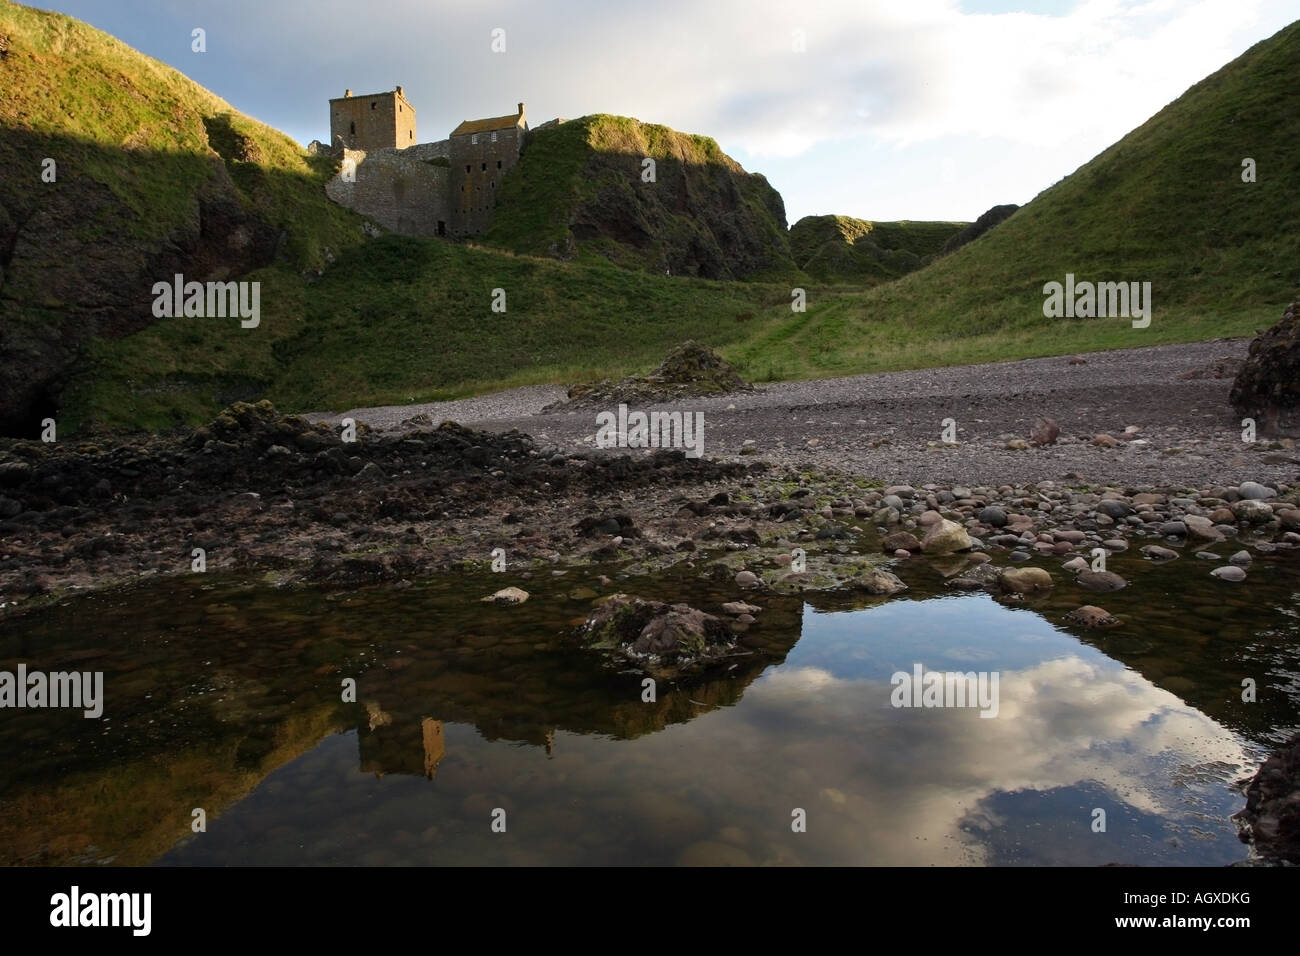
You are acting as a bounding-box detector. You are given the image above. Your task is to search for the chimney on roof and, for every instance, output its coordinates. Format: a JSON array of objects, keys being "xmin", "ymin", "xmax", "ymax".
[
  {"xmin": 396, "ymin": 85, "xmax": 403, "ymax": 96},
  {"xmin": 344, "ymin": 89, "xmax": 352, "ymax": 97},
  {"xmin": 518, "ymin": 102, "xmax": 525, "ymax": 118}
]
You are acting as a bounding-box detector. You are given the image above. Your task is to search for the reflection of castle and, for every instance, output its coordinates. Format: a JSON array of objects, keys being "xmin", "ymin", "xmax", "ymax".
[
  {"xmin": 359, "ymin": 704, "xmax": 446, "ymax": 780},
  {"xmin": 315, "ymin": 86, "xmax": 531, "ymax": 239}
]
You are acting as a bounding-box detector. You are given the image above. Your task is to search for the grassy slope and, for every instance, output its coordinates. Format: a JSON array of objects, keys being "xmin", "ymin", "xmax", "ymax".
[
  {"xmin": 727, "ymin": 20, "xmax": 1300, "ymax": 381},
  {"xmin": 789, "ymin": 215, "xmax": 968, "ymax": 285}
]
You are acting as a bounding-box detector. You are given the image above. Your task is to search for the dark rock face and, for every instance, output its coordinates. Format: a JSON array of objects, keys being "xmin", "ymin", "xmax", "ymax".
[
  {"xmin": 1230, "ymin": 299, "xmax": 1300, "ymax": 436},
  {"xmin": 573, "ymin": 594, "xmax": 738, "ymax": 676},
  {"xmin": 1234, "ymin": 731, "xmax": 1300, "ymax": 863},
  {"xmin": 0, "ymin": 137, "xmax": 282, "ymax": 437},
  {"xmin": 939, "ymin": 203, "xmax": 1019, "ymax": 255}
]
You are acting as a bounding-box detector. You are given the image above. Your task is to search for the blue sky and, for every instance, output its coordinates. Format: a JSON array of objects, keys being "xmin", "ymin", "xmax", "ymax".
[{"xmin": 33, "ymin": 0, "xmax": 1299, "ymax": 223}]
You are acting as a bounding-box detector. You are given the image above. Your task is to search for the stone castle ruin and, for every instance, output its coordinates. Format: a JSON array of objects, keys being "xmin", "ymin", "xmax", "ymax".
[{"xmin": 314, "ymin": 87, "xmax": 531, "ymax": 239}]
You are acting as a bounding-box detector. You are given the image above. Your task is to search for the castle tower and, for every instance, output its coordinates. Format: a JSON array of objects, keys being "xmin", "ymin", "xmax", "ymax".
[
  {"xmin": 447, "ymin": 101, "xmax": 529, "ymax": 237},
  {"xmin": 329, "ymin": 86, "xmax": 417, "ymax": 151}
]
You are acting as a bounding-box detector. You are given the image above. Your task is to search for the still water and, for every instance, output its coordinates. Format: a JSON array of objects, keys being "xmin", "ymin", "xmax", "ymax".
[{"xmin": 2, "ymin": 548, "xmax": 1297, "ymax": 866}]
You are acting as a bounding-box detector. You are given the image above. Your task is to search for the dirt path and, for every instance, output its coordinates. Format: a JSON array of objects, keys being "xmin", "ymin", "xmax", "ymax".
[{"xmin": 310, "ymin": 339, "xmax": 1300, "ymax": 488}]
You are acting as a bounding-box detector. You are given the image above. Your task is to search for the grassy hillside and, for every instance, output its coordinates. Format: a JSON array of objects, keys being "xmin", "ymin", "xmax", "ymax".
[
  {"xmin": 63, "ymin": 236, "xmax": 791, "ymax": 430},
  {"xmin": 0, "ymin": 0, "xmax": 365, "ymax": 433},
  {"xmin": 728, "ymin": 20, "xmax": 1300, "ymax": 380},
  {"xmin": 789, "ymin": 215, "xmax": 967, "ymax": 285},
  {"xmin": 486, "ymin": 115, "xmax": 798, "ymax": 281}
]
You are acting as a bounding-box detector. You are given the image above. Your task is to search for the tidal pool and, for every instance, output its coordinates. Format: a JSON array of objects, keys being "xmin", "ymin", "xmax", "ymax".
[{"xmin": 1, "ymin": 548, "xmax": 1297, "ymax": 866}]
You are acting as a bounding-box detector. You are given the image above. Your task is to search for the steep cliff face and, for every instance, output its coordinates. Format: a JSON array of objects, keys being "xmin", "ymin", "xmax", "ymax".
[
  {"xmin": 0, "ymin": 0, "xmax": 362, "ymax": 436},
  {"xmin": 486, "ymin": 115, "xmax": 797, "ymax": 280}
]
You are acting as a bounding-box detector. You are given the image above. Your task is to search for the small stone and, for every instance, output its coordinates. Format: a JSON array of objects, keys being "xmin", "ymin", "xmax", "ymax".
[
  {"xmin": 1077, "ymin": 570, "xmax": 1127, "ymax": 592},
  {"xmin": 1030, "ymin": 418, "xmax": 1060, "ymax": 446},
  {"xmin": 921, "ymin": 518, "xmax": 972, "ymax": 554},
  {"xmin": 1000, "ymin": 567, "xmax": 1054, "ymax": 593},
  {"xmin": 735, "ymin": 571, "xmax": 759, "ymax": 587},
  {"xmin": 1065, "ymin": 605, "xmax": 1122, "ymax": 628},
  {"xmin": 1005, "ymin": 439, "xmax": 1030, "ymax": 451},
  {"xmin": 979, "ymin": 506, "xmax": 1008, "ymax": 527},
  {"xmin": 1140, "ymin": 545, "xmax": 1179, "ymax": 561},
  {"xmin": 1229, "ymin": 550, "xmax": 1252, "ymax": 566},
  {"xmin": 482, "ymin": 587, "xmax": 529, "ymax": 604},
  {"xmin": 1239, "ymin": 481, "xmax": 1276, "ymax": 500},
  {"xmin": 1211, "ymin": 566, "xmax": 1246, "ymax": 582}
]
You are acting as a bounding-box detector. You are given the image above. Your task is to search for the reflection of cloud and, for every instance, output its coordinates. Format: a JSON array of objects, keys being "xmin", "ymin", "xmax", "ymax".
[{"xmin": 600, "ymin": 648, "xmax": 1252, "ymax": 865}]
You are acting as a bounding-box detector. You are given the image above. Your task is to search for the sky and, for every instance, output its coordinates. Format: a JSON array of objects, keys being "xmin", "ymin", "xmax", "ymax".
[{"xmin": 34, "ymin": 0, "xmax": 1300, "ymax": 223}]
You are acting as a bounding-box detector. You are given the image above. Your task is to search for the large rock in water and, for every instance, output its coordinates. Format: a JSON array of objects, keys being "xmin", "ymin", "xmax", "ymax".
[
  {"xmin": 1234, "ymin": 731, "xmax": 1300, "ymax": 863},
  {"xmin": 921, "ymin": 518, "xmax": 972, "ymax": 554},
  {"xmin": 1230, "ymin": 299, "xmax": 1300, "ymax": 435},
  {"xmin": 573, "ymin": 594, "xmax": 738, "ymax": 677}
]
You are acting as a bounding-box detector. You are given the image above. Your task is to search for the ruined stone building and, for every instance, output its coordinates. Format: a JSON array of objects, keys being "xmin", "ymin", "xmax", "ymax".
[
  {"xmin": 329, "ymin": 87, "xmax": 417, "ymax": 150},
  {"xmin": 318, "ymin": 87, "xmax": 530, "ymax": 239}
]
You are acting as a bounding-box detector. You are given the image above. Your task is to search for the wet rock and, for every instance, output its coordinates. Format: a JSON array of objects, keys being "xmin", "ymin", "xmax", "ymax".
[
  {"xmin": 979, "ymin": 505, "xmax": 1007, "ymax": 527},
  {"xmin": 1000, "ymin": 566, "xmax": 1053, "ymax": 593},
  {"xmin": 482, "ymin": 586, "xmax": 529, "ymax": 604},
  {"xmin": 1061, "ymin": 556, "xmax": 1088, "ymax": 574},
  {"xmin": 1077, "ymin": 570, "xmax": 1127, "ymax": 592},
  {"xmin": 721, "ymin": 601, "xmax": 761, "ymax": 616},
  {"xmin": 883, "ymin": 531, "xmax": 921, "ymax": 552},
  {"xmin": 1140, "ymin": 545, "xmax": 1179, "ymax": 561},
  {"xmin": 1211, "ymin": 566, "xmax": 1246, "ymax": 582},
  {"xmin": 947, "ymin": 563, "xmax": 1002, "ymax": 590},
  {"xmin": 1230, "ymin": 550, "xmax": 1252, "ymax": 566},
  {"xmin": 573, "ymin": 594, "xmax": 737, "ymax": 675},
  {"xmin": 1183, "ymin": 515, "xmax": 1223, "ymax": 542},
  {"xmin": 849, "ymin": 567, "xmax": 907, "ymax": 595},
  {"xmin": 1065, "ymin": 605, "xmax": 1122, "ymax": 628},
  {"xmin": 1232, "ymin": 499, "xmax": 1275, "ymax": 523},
  {"xmin": 1097, "ymin": 500, "xmax": 1131, "ymax": 519},
  {"xmin": 1231, "ymin": 301, "xmax": 1300, "ymax": 435},
  {"xmin": 1234, "ymin": 730, "xmax": 1300, "ymax": 862},
  {"xmin": 921, "ymin": 518, "xmax": 971, "ymax": 554}
]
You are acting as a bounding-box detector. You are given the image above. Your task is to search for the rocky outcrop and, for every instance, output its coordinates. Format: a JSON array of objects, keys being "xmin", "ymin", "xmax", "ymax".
[
  {"xmin": 573, "ymin": 594, "xmax": 739, "ymax": 677},
  {"xmin": 487, "ymin": 115, "xmax": 794, "ymax": 279},
  {"xmin": 1230, "ymin": 299, "xmax": 1300, "ymax": 436},
  {"xmin": 1234, "ymin": 731, "xmax": 1300, "ymax": 863},
  {"xmin": 938, "ymin": 203, "xmax": 1019, "ymax": 255}
]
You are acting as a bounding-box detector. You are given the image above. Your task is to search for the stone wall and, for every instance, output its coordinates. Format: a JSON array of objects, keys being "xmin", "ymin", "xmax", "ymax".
[
  {"xmin": 448, "ymin": 126, "xmax": 524, "ymax": 237},
  {"xmin": 325, "ymin": 146, "xmax": 449, "ymax": 237}
]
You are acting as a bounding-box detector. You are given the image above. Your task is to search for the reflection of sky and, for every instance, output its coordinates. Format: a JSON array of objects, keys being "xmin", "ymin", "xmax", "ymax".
[{"xmin": 160, "ymin": 595, "xmax": 1256, "ymax": 866}]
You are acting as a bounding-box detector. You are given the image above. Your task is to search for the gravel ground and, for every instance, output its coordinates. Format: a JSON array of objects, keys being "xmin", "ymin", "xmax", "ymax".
[{"xmin": 310, "ymin": 339, "xmax": 1300, "ymax": 489}]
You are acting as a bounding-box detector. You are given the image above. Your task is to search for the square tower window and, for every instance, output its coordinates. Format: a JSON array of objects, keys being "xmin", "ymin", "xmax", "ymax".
[
  {"xmin": 481, "ymin": 162, "xmax": 487, "ymax": 171},
  {"xmin": 370, "ymin": 102, "xmax": 377, "ymax": 110},
  {"xmin": 496, "ymin": 160, "xmax": 502, "ymax": 169},
  {"xmin": 465, "ymin": 165, "xmax": 471, "ymax": 173}
]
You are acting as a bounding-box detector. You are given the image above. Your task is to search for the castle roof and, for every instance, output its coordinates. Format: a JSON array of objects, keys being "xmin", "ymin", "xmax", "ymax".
[{"xmin": 451, "ymin": 103, "xmax": 526, "ymax": 137}]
